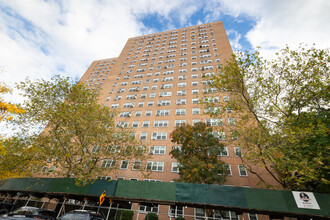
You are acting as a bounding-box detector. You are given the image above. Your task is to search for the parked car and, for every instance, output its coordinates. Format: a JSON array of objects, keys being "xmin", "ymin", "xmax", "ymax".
[
  {"xmin": 0, "ymin": 202, "xmax": 15, "ymax": 214},
  {"xmin": 59, "ymin": 210, "xmax": 104, "ymax": 220},
  {"xmin": 0, "ymin": 206, "xmax": 56, "ymax": 220}
]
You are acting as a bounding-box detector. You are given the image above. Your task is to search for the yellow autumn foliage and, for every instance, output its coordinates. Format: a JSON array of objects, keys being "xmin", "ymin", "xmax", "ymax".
[
  {"xmin": 0, "ymin": 83, "xmax": 25, "ymax": 179},
  {"xmin": 0, "ymin": 83, "xmax": 25, "ymax": 121}
]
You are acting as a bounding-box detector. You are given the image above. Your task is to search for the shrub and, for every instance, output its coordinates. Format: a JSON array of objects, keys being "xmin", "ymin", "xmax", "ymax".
[
  {"xmin": 144, "ymin": 212, "xmax": 158, "ymax": 220},
  {"xmin": 116, "ymin": 210, "xmax": 134, "ymax": 220}
]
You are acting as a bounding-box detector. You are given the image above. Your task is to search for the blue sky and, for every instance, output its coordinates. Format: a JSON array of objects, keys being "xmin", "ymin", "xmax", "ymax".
[{"xmin": 0, "ymin": 0, "xmax": 329, "ymax": 105}]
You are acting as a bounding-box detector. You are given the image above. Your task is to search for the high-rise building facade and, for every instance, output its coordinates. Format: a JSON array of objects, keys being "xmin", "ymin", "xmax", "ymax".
[{"xmin": 79, "ymin": 21, "xmax": 275, "ymax": 189}]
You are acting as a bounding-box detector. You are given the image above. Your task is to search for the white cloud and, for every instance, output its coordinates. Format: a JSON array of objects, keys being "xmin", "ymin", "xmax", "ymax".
[
  {"xmin": 0, "ymin": 0, "xmax": 206, "ymax": 105},
  {"xmin": 0, "ymin": 0, "xmax": 329, "ymax": 107},
  {"xmin": 226, "ymin": 29, "xmax": 242, "ymax": 50},
  {"xmin": 205, "ymin": 0, "xmax": 330, "ymax": 57}
]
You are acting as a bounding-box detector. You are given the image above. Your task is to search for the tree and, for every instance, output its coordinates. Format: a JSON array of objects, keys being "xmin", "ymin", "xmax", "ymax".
[
  {"xmin": 4, "ymin": 75, "xmax": 146, "ymax": 182},
  {"xmin": 170, "ymin": 122, "xmax": 227, "ymax": 184},
  {"xmin": 204, "ymin": 45, "xmax": 329, "ymax": 191},
  {"xmin": 0, "ymin": 82, "xmax": 24, "ymax": 121},
  {"xmin": 0, "ymin": 82, "xmax": 26, "ymax": 180}
]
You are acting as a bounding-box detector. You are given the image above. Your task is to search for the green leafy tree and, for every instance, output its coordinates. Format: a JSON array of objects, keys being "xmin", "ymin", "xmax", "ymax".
[
  {"xmin": 204, "ymin": 45, "xmax": 329, "ymax": 191},
  {"xmin": 4, "ymin": 75, "xmax": 146, "ymax": 182},
  {"xmin": 170, "ymin": 122, "xmax": 227, "ymax": 184}
]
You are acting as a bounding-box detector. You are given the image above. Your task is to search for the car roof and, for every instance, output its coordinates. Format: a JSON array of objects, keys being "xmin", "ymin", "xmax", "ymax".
[{"xmin": 67, "ymin": 210, "xmax": 102, "ymax": 216}]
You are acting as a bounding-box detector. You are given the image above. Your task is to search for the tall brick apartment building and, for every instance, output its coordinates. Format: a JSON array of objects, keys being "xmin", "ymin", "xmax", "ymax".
[{"xmin": 78, "ymin": 21, "xmax": 275, "ymax": 220}]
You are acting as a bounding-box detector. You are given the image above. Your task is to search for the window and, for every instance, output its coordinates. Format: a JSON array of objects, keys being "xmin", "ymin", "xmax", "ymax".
[
  {"xmin": 231, "ymin": 131, "xmax": 239, "ymax": 140},
  {"xmin": 192, "ymin": 81, "xmax": 198, "ymax": 86},
  {"xmin": 139, "ymin": 204, "xmax": 159, "ymax": 213},
  {"xmin": 142, "ymin": 121, "xmax": 150, "ymax": 127},
  {"xmin": 159, "ymin": 91, "xmax": 172, "ymax": 97},
  {"xmin": 178, "ymin": 75, "xmax": 187, "ymax": 80},
  {"xmin": 149, "ymin": 146, "xmax": 166, "ymax": 155},
  {"xmin": 229, "ymin": 118, "xmax": 236, "ymax": 126},
  {"xmin": 206, "ymin": 119, "xmax": 222, "ymax": 126},
  {"xmin": 140, "ymin": 133, "xmax": 147, "ymax": 140},
  {"xmin": 218, "ymin": 147, "xmax": 229, "ymax": 156},
  {"xmin": 119, "ymin": 111, "xmax": 131, "ymax": 117},
  {"xmin": 152, "ymin": 85, "xmax": 157, "ymax": 90},
  {"xmin": 123, "ymin": 103, "xmax": 134, "ymax": 108},
  {"xmin": 192, "ymin": 98, "xmax": 199, "ymax": 104},
  {"xmin": 116, "ymin": 121, "xmax": 129, "ymax": 128},
  {"xmin": 192, "ymin": 108, "xmax": 200, "ymax": 114},
  {"xmin": 145, "ymin": 111, "xmax": 152, "ymax": 116},
  {"xmin": 175, "ymin": 120, "xmax": 186, "ymax": 126},
  {"xmin": 147, "ymin": 161, "xmax": 164, "ymax": 171},
  {"xmin": 225, "ymin": 164, "xmax": 232, "ymax": 176},
  {"xmin": 91, "ymin": 145, "xmax": 101, "ymax": 153},
  {"xmin": 178, "ymin": 82, "xmax": 186, "ymax": 87},
  {"xmin": 135, "ymin": 111, "xmax": 142, "ymax": 117},
  {"xmin": 192, "ymin": 74, "xmax": 198, "ymax": 79},
  {"xmin": 212, "ymin": 131, "xmax": 226, "ymax": 140},
  {"xmin": 154, "ymin": 120, "xmax": 169, "ymax": 127},
  {"xmin": 238, "ymin": 165, "xmax": 248, "ymax": 176},
  {"xmin": 147, "ymin": 101, "xmax": 154, "ymax": 106},
  {"xmin": 102, "ymin": 159, "xmax": 116, "ymax": 169},
  {"xmin": 226, "ymin": 107, "xmax": 233, "ymax": 113},
  {"xmin": 132, "ymin": 121, "xmax": 139, "ymax": 128},
  {"xmin": 133, "ymin": 161, "xmax": 141, "ymax": 170},
  {"xmin": 140, "ymin": 94, "xmax": 147, "ymax": 98},
  {"xmin": 203, "ymin": 88, "xmax": 217, "ymax": 94},
  {"xmin": 176, "ymin": 99, "xmax": 186, "ymax": 105},
  {"xmin": 98, "ymin": 176, "xmax": 112, "ymax": 180},
  {"xmin": 169, "ymin": 206, "xmax": 184, "ymax": 218},
  {"xmin": 41, "ymin": 166, "xmax": 47, "ymax": 173},
  {"xmin": 203, "ymin": 96, "xmax": 219, "ymax": 103},
  {"xmin": 177, "ymin": 90, "xmax": 186, "ymax": 96},
  {"xmin": 157, "ymin": 100, "xmax": 171, "ymax": 106},
  {"xmin": 224, "ymin": 96, "xmax": 230, "ymax": 102},
  {"xmin": 176, "ymin": 109, "xmax": 186, "ymax": 115},
  {"xmin": 192, "ymin": 89, "xmax": 199, "ymax": 95},
  {"xmin": 204, "ymin": 107, "xmax": 220, "ymax": 114},
  {"xmin": 120, "ymin": 160, "xmax": 129, "ymax": 169},
  {"xmin": 150, "ymin": 132, "xmax": 167, "ymax": 140},
  {"xmin": 138, "ymin": 102, "xmax": 144, "ymax": 107},
  {"xmin": 195, "ymin": 208, "xmax": 205, "ymax": 220},
  {"xmin": 192, "ymin": 119, "xmax": 200, "ymax": 125},
  {"xmin": 161, "ymin": 83, "xmax": 173, "ymax": 89},
  {"xmin": 171, "ymin": 162, "xmax": 180, "ymax": 173},
  {"xmin": 234, "ymin": 147, "xmax": 242, "ymax": 157},
  {"xmin": 156, "ymin": 109, "xmax": 170, "ymax": 116},
  {"xmin": 111, "ymin": 104, "xmax": 119, "ymax": 109},
  {"xmin": 248, "ymin": 213, "xmax": 258, "ymax": 220}
]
